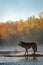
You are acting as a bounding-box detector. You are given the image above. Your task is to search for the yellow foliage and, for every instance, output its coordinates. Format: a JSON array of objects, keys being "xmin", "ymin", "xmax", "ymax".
[{"xmin": 0, "ymin": 15, "xmax": 43, "ymax": 40}]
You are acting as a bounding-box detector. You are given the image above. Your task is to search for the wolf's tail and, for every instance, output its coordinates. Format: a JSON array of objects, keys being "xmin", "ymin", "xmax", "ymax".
[{"xmin": 34, "ymin": 44, "xmax": 37, "ymax": 52}]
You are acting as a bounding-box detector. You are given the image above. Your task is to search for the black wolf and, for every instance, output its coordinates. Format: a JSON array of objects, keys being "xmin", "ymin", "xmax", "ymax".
[{"xmin": 18, "ymin": 41, "xmax": 37, "ymax": 55}]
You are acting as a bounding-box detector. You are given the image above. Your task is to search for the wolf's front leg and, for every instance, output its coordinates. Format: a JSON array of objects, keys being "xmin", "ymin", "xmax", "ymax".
[{"xmin": 25, "ymin": 48, "xmax": 28, "ymax": 55}]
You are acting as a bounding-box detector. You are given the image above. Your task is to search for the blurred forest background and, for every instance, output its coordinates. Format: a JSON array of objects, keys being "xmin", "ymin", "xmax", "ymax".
[{"xmin": 0, "ymin": 12, "xmax": 43, "ymax": 46}]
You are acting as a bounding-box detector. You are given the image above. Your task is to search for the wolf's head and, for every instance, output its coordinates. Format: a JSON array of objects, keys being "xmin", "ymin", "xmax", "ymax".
[{"xmin": 18, "ymin": 41, "xmax": 23, "ymax": 46}]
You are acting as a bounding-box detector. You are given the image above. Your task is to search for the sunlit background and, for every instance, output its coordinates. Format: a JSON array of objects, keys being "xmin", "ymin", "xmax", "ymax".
[{"xmin": 0, "ymin": 0, "xmax": 43, "ymax": 53}]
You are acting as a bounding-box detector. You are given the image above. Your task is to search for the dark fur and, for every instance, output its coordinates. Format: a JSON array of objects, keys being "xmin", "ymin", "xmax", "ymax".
[{"xmin": 18, "ymin": 41, "xmax": 37, "ymax": 55}]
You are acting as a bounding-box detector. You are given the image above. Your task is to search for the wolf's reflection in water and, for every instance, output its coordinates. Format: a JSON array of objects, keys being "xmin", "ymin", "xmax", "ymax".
[
  {"xmin": 24, "ymin": 55, "xmax": 37, "ymax": 61},
  {"xmin": 17, "ymin": 57, "xmax": 38, "ymax": 65}
]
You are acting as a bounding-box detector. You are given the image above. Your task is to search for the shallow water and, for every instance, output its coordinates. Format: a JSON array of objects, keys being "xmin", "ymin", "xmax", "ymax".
[{"xmin": 0, "ymin": 57, "xmax": 43, "ymax": 65}]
